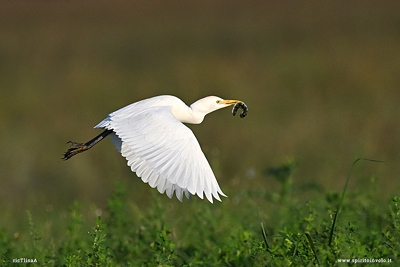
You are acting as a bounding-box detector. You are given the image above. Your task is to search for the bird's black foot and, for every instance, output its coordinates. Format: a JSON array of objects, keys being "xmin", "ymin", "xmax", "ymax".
[
  {"xmin": 62, "ymin": 129, "xmax": 113, "ymax": 161},
  {"xmin": 62, "ymin": 141, "xmax": 89, "ymax": 160}
]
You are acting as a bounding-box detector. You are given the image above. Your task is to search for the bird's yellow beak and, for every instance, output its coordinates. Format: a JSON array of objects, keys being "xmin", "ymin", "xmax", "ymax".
[{"xmin": 216, "ymin": 99, "xmax": 242, "ymax": 106}]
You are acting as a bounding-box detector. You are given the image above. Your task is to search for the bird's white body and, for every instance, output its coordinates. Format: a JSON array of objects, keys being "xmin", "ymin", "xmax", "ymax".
[{"xmin": 95, "ymin": 95, "xmax": 235, "ymax": 203}]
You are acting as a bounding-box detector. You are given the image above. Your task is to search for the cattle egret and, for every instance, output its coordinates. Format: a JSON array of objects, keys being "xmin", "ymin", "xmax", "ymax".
[{"xmin": 63, "ymin": 95, "xmax": 247, "ymax": 203}]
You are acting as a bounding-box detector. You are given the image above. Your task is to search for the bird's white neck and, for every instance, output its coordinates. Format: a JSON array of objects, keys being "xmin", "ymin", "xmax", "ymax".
[{"xmin": 172, "ymin": 105, "xmax": 205, "ymax": 124}]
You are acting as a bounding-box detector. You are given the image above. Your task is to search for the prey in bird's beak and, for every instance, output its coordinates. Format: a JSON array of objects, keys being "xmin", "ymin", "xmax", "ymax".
[{"xmin": 217, "ymin": 99, "xmax": 248, "ymax": 118}]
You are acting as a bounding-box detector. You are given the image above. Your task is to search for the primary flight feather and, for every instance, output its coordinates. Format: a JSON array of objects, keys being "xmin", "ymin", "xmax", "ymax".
[{"xmin": 63, "ymin": 95, "xmax": 247, "ymax": 203}]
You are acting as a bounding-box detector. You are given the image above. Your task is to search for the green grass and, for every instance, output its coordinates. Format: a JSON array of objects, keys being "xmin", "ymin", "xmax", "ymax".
[{"xmin": 1, "ymin": 160, "xmax": 398, "ymax": 266}]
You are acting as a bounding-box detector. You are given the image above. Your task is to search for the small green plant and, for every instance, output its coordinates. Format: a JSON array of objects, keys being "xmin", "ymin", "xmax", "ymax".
[
  {"xmin": 149, "ymin": 226, "xmax": 177, "ymax": 266},
  {"xmin": 86, "ymin": 217, "xmax": 110, "ymax": 266}
]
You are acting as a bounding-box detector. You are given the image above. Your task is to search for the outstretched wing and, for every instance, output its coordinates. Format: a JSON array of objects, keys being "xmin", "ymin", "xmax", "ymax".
[{"xmin": 96, "ymin": 106, "xmax": 226, "ymax": 203}]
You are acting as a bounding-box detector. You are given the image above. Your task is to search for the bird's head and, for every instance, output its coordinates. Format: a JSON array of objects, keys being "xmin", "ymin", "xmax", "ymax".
[
  {"xmin": 185, "ymin": 96, "xmax": 244, "ymax": 124},
  {"xmin": 191, "ymin": 96, "xmax": 242, "ymax": 114}
]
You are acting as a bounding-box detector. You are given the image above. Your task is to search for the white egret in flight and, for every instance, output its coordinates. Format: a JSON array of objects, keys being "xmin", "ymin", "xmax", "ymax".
[{"xmin": 63, "ymin": 95, "xmax": 248, "ymax": 203}]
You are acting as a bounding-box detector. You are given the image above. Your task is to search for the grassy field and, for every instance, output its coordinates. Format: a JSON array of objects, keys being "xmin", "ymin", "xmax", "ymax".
[
  {"xmin": 1, "ymin": 165, "xmax": 399, "ymax": 266},
  {"xmin": 1, "ymin": 0, "xmax": 400, "ymax": 265}
]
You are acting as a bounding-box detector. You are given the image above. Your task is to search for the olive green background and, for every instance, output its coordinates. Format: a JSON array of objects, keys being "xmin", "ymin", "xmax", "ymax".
[{"xmin": 1, "ymin": 0, "xmax": 399, "ymax": 231}]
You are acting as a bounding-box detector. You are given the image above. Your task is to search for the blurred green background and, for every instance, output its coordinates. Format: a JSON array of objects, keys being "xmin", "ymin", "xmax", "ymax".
[{"xmin": 1, "ymin": 0, "xmax": 400, "ymax": 233}]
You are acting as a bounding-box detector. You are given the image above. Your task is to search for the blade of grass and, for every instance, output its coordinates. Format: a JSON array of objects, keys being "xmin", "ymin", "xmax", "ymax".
[
  {"xmin": 260, "ymin": 221, "xmax": 270, "ymax": 251},
  {"xmin": 258, "ymin": 207, "xmax": 271, "ymax": 252},
  {"xmin": 293, "ymin": 232, "xmax": 320, "ymax": 265},
  {"xmin": 328, "ymin": 158, "xmax": 384, "ymax": 246}
]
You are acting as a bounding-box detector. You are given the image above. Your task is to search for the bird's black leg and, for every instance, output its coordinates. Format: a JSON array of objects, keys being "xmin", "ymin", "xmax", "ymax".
[{"xmin": 62, "ymin": 129, "xmax": 113, "ymax": 160}]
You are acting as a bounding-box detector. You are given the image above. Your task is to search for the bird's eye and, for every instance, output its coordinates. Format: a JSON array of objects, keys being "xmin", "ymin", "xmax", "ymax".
[{"xmin": 216, "ymin": 100, "xmax": 220, "ymax": 104}]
